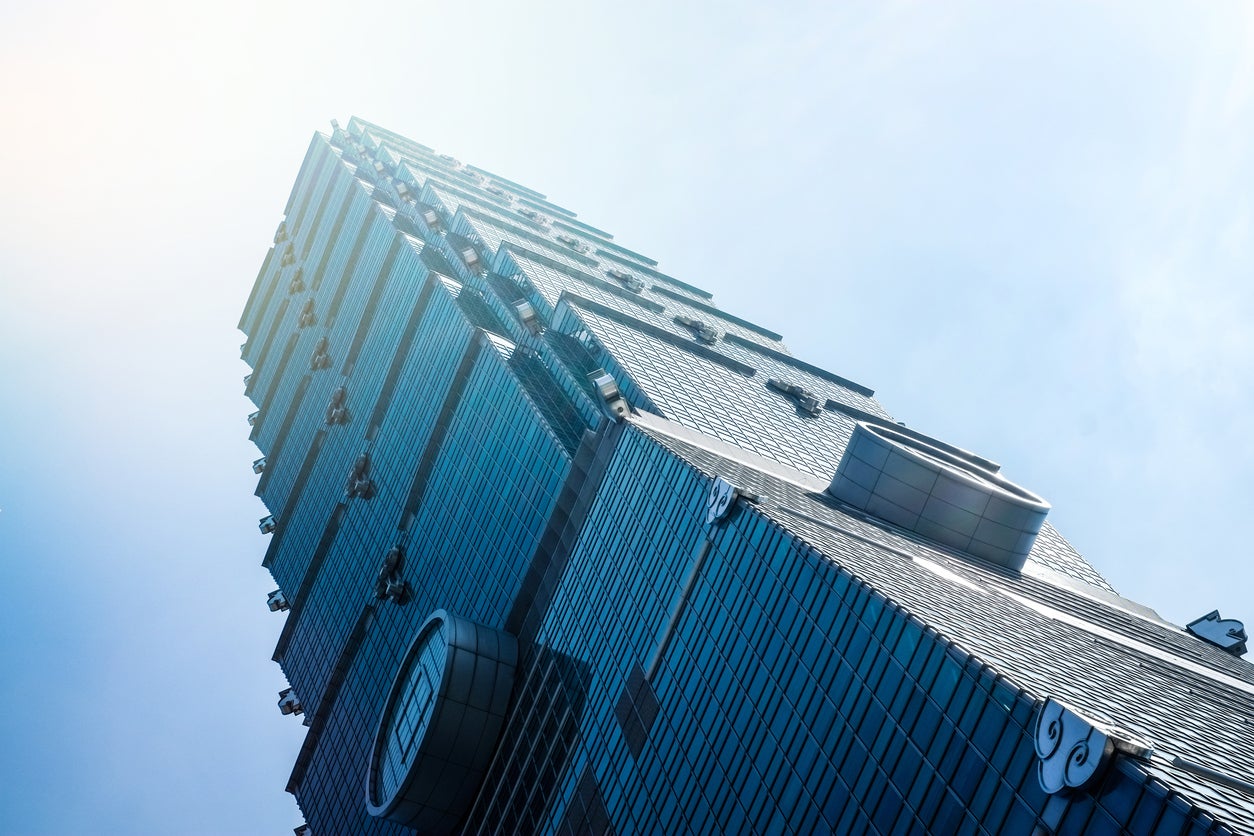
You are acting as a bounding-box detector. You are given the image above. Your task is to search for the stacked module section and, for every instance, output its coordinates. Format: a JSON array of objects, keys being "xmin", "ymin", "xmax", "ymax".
[
  {"xmin": 238, "ymin": 118, "xmax": 1139, "ymax": 834},
  {"xmin": 465, "ymin": 416, "xmax": 1253, "ymax": 834},
  {"xmin": 240, "ymin": 126, "xmax": 609, "ymax": 833},
  {"xmin": 336, "ymin": 118, "xmax": 1106, "ymax": 589}
]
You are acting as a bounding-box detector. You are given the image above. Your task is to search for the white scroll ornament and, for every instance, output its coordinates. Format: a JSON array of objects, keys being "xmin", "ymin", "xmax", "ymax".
[
  {"xmin": 706, "ymin": 477, "xmax": 738, "ymax": 525},
  {"xmin": 1034, "ymin": 698, "xmax": 1116, "ymax": 794}
]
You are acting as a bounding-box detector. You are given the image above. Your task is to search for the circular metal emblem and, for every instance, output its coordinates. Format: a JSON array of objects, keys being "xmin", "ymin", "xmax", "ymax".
[{"xmin": 366, "ymin": 611, "xmax": 518, "ymax": 831}]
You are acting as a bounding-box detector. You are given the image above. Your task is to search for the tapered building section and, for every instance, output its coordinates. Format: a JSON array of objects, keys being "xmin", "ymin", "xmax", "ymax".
[{"xmin": 240, "ymin": 118, "xmax": 1254, "ymax": 835}]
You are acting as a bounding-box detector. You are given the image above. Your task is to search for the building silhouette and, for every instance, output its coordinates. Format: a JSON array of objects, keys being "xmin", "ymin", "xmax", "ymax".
[{"xmin": 240, "ymin": 118, "xmax": 1253, "ymax": 835}]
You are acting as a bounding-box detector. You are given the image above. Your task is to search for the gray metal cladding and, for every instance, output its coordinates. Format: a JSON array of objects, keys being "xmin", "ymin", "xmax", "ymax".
[{"xmin": 829, "ymin": 422, "xmax": 1050, "ymax": 571}]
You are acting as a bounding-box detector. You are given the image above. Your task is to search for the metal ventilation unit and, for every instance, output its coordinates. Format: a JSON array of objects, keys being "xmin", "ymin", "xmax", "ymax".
[
  {"xmin": 278, "ymin": 687, "xmax": 303, "ymax": 716},
  {"xmin": 310, "ymin": 337, "xmax": 331, "ymax": 371},
  {"xmin": 514, "ymin": 299, "xmax": 542, "ymax": 334},
  {"xmin": 374, "ymin": 545, "xmax": 409, "ymax": 605},
  {"xmin": 298, "ymin": 298, "xmax": 317, "ymax": 328},
  {"xmin": 766, "ymin": 378, "xmax": 822, "ymax": 417},
  {"xmin": 606, "ymin": 267, "xmax": 645, "ymax": 293},
  {"xmin": 346, "ymin": 453, "xmax": 377, "ymax": 500},
  {"xmin": 674, "ymin": 316, "xmax": 719, "ymax": 345},
  {"xmin": 555, "ymin": 233, "xmax": 587, "ymax": 253},
  {"xmin": 589, "ymin": 369, "xmax": 630, "ymax": 421},
  {"xmin": 326, "ymin": 387, "xmax": 349, "ymax": 425},
  {"xmin": 420, "ymin": 207, "xmax": 442, "ymax": 230}
]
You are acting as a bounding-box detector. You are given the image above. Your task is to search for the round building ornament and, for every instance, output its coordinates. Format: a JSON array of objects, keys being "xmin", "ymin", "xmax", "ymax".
[
  {"xmin": 365, "ymin": 611, "xmax": 517, "ymax": 832},
  {"xmin": 1033, "ymin": 697, "xmax": 1151, "ymax": 795},
  {"xmin": 1035, "ymin": 698, "xmax": 1114, "ymax": 794},
  {"xmin": 828, "ymin": 422, "xmax": 1050, "ymax": 570}
]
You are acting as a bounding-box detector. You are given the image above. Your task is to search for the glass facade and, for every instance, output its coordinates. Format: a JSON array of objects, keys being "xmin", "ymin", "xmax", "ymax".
[{"xmin": 238, "ymin": 119, "xmax": 1254, "ymax": 835}]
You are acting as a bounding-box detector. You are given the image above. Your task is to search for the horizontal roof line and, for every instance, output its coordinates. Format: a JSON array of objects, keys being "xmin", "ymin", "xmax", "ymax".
[
  {"xmin": 723, "ymin": 334, "xmax": 875, "ymax": 398},
  {"xmin": 1002, "ymin": 590, "xmax": 1254, "ymax": 697}
]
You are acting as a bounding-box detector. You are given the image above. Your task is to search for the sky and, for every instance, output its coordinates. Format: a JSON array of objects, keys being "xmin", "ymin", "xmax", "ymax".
[{"xmin": 1, "ymin": 1, "xmax": 1251, "ymax": 832}]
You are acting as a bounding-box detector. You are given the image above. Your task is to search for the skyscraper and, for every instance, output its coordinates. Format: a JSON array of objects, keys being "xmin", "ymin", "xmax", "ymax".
[{"xmin": 240, "ymin": 118, "xmax": 1253, "ymax": 834}]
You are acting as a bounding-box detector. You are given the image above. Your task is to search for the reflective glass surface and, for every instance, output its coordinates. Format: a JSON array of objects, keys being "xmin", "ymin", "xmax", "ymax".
[
  {"xmin": 236, "ymin": 119, "xmax": 1248, "ymax": 836},
  {"xmin": 378, "ymin": 623, "xmax": 445, "ymax": 801}
]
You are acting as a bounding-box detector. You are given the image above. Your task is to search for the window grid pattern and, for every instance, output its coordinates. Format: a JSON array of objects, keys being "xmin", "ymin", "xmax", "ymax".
[
  {"xmin": 596, "ymin": 248, "xmax": 709, "ymax": 300},
  {"xmin": 284, "ymin": 139, "xmax": 336, "ymax": 237},
  {"xmin": 549, "ymin": 214, "xmax": 613, "ymax": 242},
  {"xmin": 501, "ymin": 247, "xmax": 789, "ymax": 357},
  {"xmin": 276, "ymin": 286, "xmax": 483, "ymax": 705},
  {"xmin": 468, "ymin": 430, "xmax": 708, "ymax": 834},
  {"xmin": 500, "ymin": 249, "xmax": 651, "ymax": 324},
  {"xmin": 288, "ymin": 342, "xmax": 573, "ymax": 836},
  {"xmin": 380, "ymin": 166, "xmax": 1107, "ymax": 592},
  {"xmin": 238, "ymin": 140, "xmax": 335, "ymax": 341},
  {"xmin": 467, "ymin": 428, "xmax": 1240, "ymax": 836},
  {"xmin": 237, "ymin": 126, "xmax": 1245, "ymax": 836},
  {"xmin": 567, "ymin": 305, "xmax": 863, "ymax": 480},
  {"xmin": 548, "ymin": 299, "xmax": 1104, "ymax": 587},
  {"xmin": 427, "ymin": 184, "xmax": 546, "ymax": 238},
  {"xmin": 639, "ymin": 425, "xmax": 1253, "ymax": 834},
  {"xmin": 460, "ymin": 212, "xmax": 600, "ymax": 277},
  {"xmin": 258, "ymin": 218, "xmax": 424, "ymax": 540},
  {"xmin": 248, "ymin": 189, "xmax": 377, "ymax": 460},
  {"xmin": 242, "ymin": 162, "xmax": 355, "ymax": 404}
]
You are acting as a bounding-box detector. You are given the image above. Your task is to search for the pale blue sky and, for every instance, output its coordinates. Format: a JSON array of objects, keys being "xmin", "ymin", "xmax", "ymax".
[{"xmin": 1, "ymin": 2, "xmax": 1251, "ymax": 832}]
